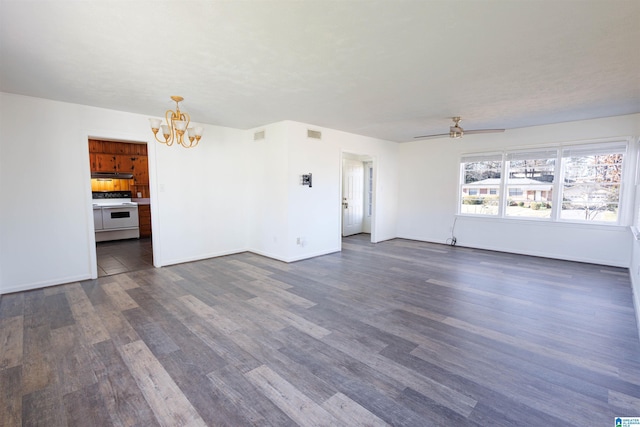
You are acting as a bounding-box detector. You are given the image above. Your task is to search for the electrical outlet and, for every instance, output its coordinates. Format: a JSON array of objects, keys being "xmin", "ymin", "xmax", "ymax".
[{"xmin": 296, "ymin": 237, "xmax": 301, "ymax": 245}]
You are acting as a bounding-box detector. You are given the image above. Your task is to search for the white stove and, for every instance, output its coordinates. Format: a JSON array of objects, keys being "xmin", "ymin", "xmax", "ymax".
[{"xmin": 92, "ymin": 191, "xmax": 140, "ymax": 242}]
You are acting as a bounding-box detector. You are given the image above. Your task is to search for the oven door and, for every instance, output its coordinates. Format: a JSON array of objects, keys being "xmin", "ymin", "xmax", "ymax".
[{"xmin": 101, "ymin": 206, "xmax": 139, "ymax": 230}]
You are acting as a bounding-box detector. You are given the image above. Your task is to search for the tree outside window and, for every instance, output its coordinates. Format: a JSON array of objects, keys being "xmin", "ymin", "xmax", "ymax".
[{"xmin": 561, "ymin": 153, "xmax": 623, "ymax": 222}]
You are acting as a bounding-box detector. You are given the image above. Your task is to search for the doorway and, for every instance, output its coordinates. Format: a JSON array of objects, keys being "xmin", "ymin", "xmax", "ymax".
[
  {"xmin": 89, "ymin": 139, "xmax": 154, "ymax": 277},
  {"xmin": 341, "ymin": 153, "xmax": 374, "ymax": 241}
]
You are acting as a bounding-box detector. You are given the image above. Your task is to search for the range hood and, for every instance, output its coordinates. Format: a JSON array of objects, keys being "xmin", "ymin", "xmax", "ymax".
[{"xmin": 91, "ymin": 172, "xmax": 134, "ymax": 179}]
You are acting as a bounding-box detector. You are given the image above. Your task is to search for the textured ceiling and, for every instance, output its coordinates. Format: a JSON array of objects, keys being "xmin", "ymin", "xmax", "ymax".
[{"xmin": 1, "ymin": 0, "xmax": 639, "ymax": 142}]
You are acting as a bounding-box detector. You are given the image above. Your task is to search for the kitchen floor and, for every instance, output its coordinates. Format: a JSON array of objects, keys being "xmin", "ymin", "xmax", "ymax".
[{"xmin": 96, "ymin": 237, "xmax": 153, "ymax": 277}]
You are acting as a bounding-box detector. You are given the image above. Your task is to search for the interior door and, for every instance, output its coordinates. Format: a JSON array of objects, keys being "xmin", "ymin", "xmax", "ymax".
[{"xmin": 342, "ymin": 159, "xmax": 364, "ymax": 236}]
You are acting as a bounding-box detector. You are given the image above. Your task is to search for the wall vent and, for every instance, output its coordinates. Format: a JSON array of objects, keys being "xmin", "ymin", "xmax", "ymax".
[
  {"xmin": 307, "ymin": 129, "xmax": 322, "ymax": 139},
  {"xmin": 254, "ymin": 130, "xmax": 266, "ymax": 141}
]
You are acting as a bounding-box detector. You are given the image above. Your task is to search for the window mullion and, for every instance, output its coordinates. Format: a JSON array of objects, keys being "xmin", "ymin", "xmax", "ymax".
[
  {"xmin": 499, "ymin": 154, "xmax": 508, "ymax": 217},
  {"xmin": 551, "ymin": 151, "xmax": 564, "ymax": 221}
]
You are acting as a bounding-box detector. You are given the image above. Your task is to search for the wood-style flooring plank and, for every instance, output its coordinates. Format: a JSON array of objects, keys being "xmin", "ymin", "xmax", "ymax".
[
  {"xmin": 21, "ymin": 386, "xmax": 66, "ymax": 427},
  {"xmin": 118, "ymin": 340, "xmax": 207, "ymax": 427},
  {"xmin": 157, "ymin": 349, "xmax": 247, "ymax": 427},
  {"xmin": 245, "ymin": 364, "xmax": 342, "ymax": 427},
  {"xmin": 102, "ymin": 281, "xmax": 139, "ymax": 311},
  {"xmin": 229, "ymin": 327, "xmax": 337, "ymax": 404},
  {"xmin": 92, "ymin": 301, "xmax": 141, "ymax": 347},
  {"xmin": 212, "ymin": 292, "xmax": 288, "ymax": 332},
  {"xmin": 247, "ymin": 297, "xmax": 331, "ymax": 340},
  {"xmin": 43, "ymin": 293, "xmax": 75, "ymax": 330},
  {"xmin": 93, "ymin": 339, "xmax": 160, "ymax": 427},
  {"xmin": 49, "ymin": 325, "xmax": 102, "ymax": 395},
  {"xmin": 178, "ymin": 294, "xmax": 241, "ymax": 335},
  {"xmin": 207, "ymin": 364, "xmax": 297, "ymax": 427},
  {"xmin": 277, "ymin": 327, "xmax": 437, "ymax": 426},
  {"xmin": 234, "ymin": 279, "xmax": 316, "ymax": 309},
  {"xmin": 0, "ymin": 292, "xmax": 24, "ymax": 320},
  {"xmin": 321, "ymin": 392, "xmax": 389, "ymax": 427},
  {"xmin": 65, "ymin": 282, "xmax": 110, "ymax": 345},
  {"xmin": 0, "ymin": 315, "xmax": 23, "ymax": 370},
  {"xmin": 21, "ymin": 290, "xmax": 55, "ymax": 395},
  {"xmin": 309, "ymin": 310, "xmax": 479, "ymax": 419},
  {"xmin": 0, "ymin": 366, "xmax": 22, "ymax": 427},
  {"xmin": 62, "ymin": 382, "xmax": 113, "ymax": 427}
]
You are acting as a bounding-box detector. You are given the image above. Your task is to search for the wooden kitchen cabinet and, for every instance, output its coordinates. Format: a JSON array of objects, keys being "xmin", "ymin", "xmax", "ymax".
[
  {"xmin": 89, "ymin": 153, "xmax": 97, "ymax": 171},
  {"xmin": 89, "ymin": 139, "xmax": 150, "ymax": 197},
  {"xmin": 95, "ymin": 153, "xmax": 117, "ymax": 172},
  {"xmin": 116, "ymin": 155, "xmax": 135, "ymax": 174},
  {"xmin": 88, "ymin": 139, "xmax": 103, "ymax": 153},
  {"xmin": 138, "ymin": 204, "xmax": 152, "ymax": 237},
  {"xmin": 133, "ymin": 156, "xmax": 149, "ymax": 184}
]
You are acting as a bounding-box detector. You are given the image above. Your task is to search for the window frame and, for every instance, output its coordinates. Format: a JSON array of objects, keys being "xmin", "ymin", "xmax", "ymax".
[
  {"xmin": 458, "ymin": 140, "xmax": 632, "ymax": 226},
  {"xmin": 459, "ymin": 152, "xmax": 503, "ymax": 217},
  {"xmin": 558, "ymin": 142, "xmax": 627, "ymax": 224},
  {"xmin": 504, "ymin": 148, "xmax": 558, "ymax": 220}
]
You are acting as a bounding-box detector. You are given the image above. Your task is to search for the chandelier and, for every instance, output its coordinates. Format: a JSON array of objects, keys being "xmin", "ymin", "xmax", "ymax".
[{"xmin": 149, "ymin": 96, "xmax": 203, "ymax": 148}]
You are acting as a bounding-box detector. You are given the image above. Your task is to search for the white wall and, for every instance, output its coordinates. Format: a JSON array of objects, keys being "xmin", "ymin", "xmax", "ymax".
[
  {"xmin": 1, "ymin": 94, "xmax": 94, "ymax": 293},
  {"xmin": 247, "ymin": 120, "xmax": 399, "ymax": 262},
  {"xmin": 152, "ymin": 121, "xmax": 248, "ymax": 266},
  {"xmin": 0, "ymin": 93, "xmax": 250, "ymax": 294},
  {"xmin": 246, "ymin": 121, "xmax": 290, "ymax": 261},
  {"xmin": 397, "ymin": 114, "xmax": 640, "ymax": 268},
  {"xmin": 285, "ymin": 121, "xmax": 342, "ymax": 261}
]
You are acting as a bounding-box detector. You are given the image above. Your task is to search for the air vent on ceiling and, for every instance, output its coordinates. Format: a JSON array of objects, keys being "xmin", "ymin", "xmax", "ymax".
[
  {"xmin": 307, "ymin": 129, "xmax": 322, "ymax": 140},
  {"xmin": 254, "ymin": 130, "xmax": 265, "ymax": 141}
]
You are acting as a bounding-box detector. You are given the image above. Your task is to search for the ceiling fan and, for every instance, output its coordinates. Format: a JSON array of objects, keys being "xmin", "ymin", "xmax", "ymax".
[{"xmin": 414, "ymin": 117, "xmax": 505, "ymax": 139}]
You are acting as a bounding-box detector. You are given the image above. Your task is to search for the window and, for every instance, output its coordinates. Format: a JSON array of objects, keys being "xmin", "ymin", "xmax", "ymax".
[
  {"xmin": 560, "ymin": 144, "xmax": 626, "ymax": 223},
  {"xmin": 505, "ymin": 150, "xmax": 557, "ymax": 219},
  {"xmin": 460, "ymin": 154, "xmax": 502, "ymax": 216},
  {"xmin": 458, "ymin": 142, "xmax": 627, "ymax": 225}
]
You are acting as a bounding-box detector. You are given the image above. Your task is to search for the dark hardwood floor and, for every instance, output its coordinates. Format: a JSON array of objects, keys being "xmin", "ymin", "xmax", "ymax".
[{"xmin": 1, "ymin": 234, "xmax": 639, "ymax": 426}]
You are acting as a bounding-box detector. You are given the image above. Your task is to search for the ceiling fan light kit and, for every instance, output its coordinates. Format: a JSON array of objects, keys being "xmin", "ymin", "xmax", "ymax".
[
  {"xmin": 415, "ymin": 116, "xmax": 505, "ymax": 140},
  {"xmin": 450, "ymin": 117, "xmax": 464, "ymax": 139}
]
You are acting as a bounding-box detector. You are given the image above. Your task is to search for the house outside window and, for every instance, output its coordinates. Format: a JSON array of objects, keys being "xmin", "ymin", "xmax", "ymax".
[
  {"xmin": 460, "ymin": 154, "xmax": 502, "ymax": 215},
  {"xmin": 505, "ymin": 150, "xmax": 556, "ymax": 219}
]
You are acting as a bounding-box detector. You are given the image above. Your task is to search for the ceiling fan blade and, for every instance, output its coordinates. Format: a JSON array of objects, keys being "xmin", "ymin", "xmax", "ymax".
[
  {"xmin": 463, "ymin": 129, "xmax": 505, "ymax": 135},
  {"xmin": 413, "ymin": 133, "xmax": 450, "ymax": 139}
]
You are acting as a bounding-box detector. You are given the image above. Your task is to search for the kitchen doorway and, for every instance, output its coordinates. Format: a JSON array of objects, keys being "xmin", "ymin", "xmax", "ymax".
[{"xmin": 89, "ymin": 138, "xmax": 154, "ymax": 277}]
